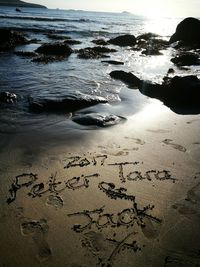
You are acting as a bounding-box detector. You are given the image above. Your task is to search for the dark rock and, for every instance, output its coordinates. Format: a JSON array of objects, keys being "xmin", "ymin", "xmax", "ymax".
[
  {"xmin": 109, "ymin": 70, "xmax": 141, "ymax": 87},
  {"xmin": 167, "ymin": 68, "xmax": 175, "ymax": 74},
  {"xmin": 0, "ymin": 91, "xmax": 17, "ymax": 103},
  {"xmin": 108, "ymin": 34, "xmax": 136, "ymax": 47},
  {"xmin": 132, "ymin": 36, "xmax": 168, "ymax": 53},
  {"xmin": 139, "ymin": 75, "xmax": 200, "ymax": 113},
  {"xmin": 171, "ymin": 52, "xmax": 199, "ymax": 66},
  {"xmin": 72, "ymin": 113, "xmax": 126, "ymax": 127},
  {"xmin": 16, "ymin": 8, "xmax": 21, "ymax": 12},
  {"xmin": 0, "ymin": 28, "xmax": 28, "ymax": 51},
  {"xmin": 142, "ymin": 47, "xmax": 163, "ymax": 55},
  {"xmin": 92, "ymin": 39, "xmax": 109, "ymax": 46},
  {"xmin": 32, "ymin": 55, "xmax": 65, "ymax": 63},
  {"xmin": 29, "ymin": 94, "xmax": 108, "ymax": 113},
  {"xmin": 45, "ymin": 33, "xmax": 72, "ymax": 40},
  {"xmin": 77, "ymin": 46, "xmax": 116, "ymax": 59},
  {"xmin": 63, "ymin": 39, "xmax": 82, "ymax": 45},
  {"xmin": 110, "ymin": 69, "xmax": 200, "ymax": 113},
  {"xmin": 169, "ymin": 17, "xmax": 200, "ymax": 47},
  {"xmin": 137, "ymin": 32, "xmax": 160, "ymax": 41},
  {"xmin": 101, "ymin": 60, "xmax": 124, "ymax": 65},
  {"xmin": 14, "ymin": 51, "xmax": 37, "ymax": 57},
  {"xmin": 35, "ymin": 42, "xmax": 73, "ymax": 56}
]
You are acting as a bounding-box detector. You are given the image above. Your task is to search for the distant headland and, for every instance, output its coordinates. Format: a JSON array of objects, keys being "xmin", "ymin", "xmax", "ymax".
[{"xmin": 0, "ymin": 0, "xmax": 47, "ymax": 8}]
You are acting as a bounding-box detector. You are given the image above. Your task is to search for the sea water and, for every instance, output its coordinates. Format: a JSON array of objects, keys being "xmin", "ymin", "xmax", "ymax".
[{"xmin": 0, "ymin": 7, "xmax": 199, "ymax": 149}]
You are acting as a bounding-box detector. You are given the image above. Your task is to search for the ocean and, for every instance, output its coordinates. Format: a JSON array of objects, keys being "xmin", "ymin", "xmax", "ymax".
[{"xmin": 0, "ymin": 7, "xmax": 199, "ymax": 148}]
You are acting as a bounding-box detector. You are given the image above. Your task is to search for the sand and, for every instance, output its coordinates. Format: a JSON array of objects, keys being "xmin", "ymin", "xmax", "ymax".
[{"xmin": 0, "ymin": 101, "xmax": 200, "ymax": 267}]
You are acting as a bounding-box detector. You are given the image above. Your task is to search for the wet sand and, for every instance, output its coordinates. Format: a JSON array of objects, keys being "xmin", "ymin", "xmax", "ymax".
[{"xmin": 0, "ymin": 102, "xmax": 200, "ymax": 267}]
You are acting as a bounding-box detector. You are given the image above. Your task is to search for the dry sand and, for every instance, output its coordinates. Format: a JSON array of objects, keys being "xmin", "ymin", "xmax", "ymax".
[{"xmin": 0, "ymin": 100, "xmax": 200, "ymax": 267}]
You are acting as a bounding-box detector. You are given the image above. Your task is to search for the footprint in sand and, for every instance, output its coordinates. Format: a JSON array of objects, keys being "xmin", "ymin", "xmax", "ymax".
[
  {"xmin": 21, "ymin": 218, "xmax": 51, "ymax": 261},
  {"xmin": 81, "ymin": 231, "xmax": 106, "ymax": 254},
  {"xmin": 172, "ymin": 182, "xmax": 200, "ymax": 219},
  {"xmin": 146, "ymin": 129, "xmax": 170, "ymax": 134},
  {"xmin": 141, "ymin": 218, "xmax": 161, "ymax": 239},
  {"xmin": 46, "ymin": 195, "xmax": 64, "ymax": 209},
  {"xmin": 162, "ymin": 139, "xmax": 186, "ymax": 152},
  {"xmin": 164, "ymin": 253, "xmax": 200, "ymax": 267},
  {"xmin": 125, "ymin": 137, "xmax": 145, "ymax": 145}
]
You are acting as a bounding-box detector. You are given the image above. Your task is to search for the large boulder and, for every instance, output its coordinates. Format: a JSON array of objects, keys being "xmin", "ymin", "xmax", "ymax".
[
  {"xmin": 35, "ymin": 42, "xmax": 73, "ymax": 56},
  {"xmin": 169, "ymin": 17, "xmax": 200, "ymax": 46},
  {"xmin": 0, "ymin": 29, "xmax": 27, "ymax": 51},
  {"xmin": 29, "ymin": 93, "xmax": 108, "ymax": 113},
  {"xmin": 108, "ymin": 34, "xmax": 136, "ymax": 46},
  {"xmin": 110, "ymin": 69, "xmax": 200, "ymax": 113}
]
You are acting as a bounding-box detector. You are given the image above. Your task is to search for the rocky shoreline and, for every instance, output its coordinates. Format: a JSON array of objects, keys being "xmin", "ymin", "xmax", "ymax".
[{"xmin": 0, "ymin": 17, "xmax": 200, "ymax": 126}]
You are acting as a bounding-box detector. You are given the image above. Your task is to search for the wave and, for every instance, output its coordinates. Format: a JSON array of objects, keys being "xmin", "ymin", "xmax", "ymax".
[{"xmin": 0, "ymin": 15, "xmax": 96, "ymax": 23}]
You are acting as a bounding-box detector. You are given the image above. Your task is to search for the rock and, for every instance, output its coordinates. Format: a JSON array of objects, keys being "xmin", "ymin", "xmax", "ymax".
[
  {"xmin": 137, "ymin": 32, "xmax": 160, "ymax": 41},
  {"xmin": 45, "ymin": 33, "xmax": 72, "ymax": 40},
  {"xmin": 35, "ymin": 42, "xmax": 73, "ymax": 56},
  {"xmin": 92, "ymin": 39, "xmax": 109, "ymax": 46},
  {"xmin": 133, "ymin": 35, "xmax": 168, "ymax": 53},
  {"xmin": 16, "ymin": 8, "xmax": 21, "ymax": 12},
  {"xmin": 14, "ymin": 51, "xmax": 37, "ymax": 57},
  {"xmin": 110, "ymin": 70, "xmax": 141, "ymax": 87},
  {"xmin": 169, "ymin": 17, "xmax": 200, "ymax": 47},
  {"xmin": 0, "ymin": 91, "xmax": 17, "ymax": 103},
  {"xmin": 110, "ymin": 69, "xmax": 200, "ymax": 113},
  {"xmin": 29, "ymin": 94, "xmax": 108, "ymax": 113},
  {"xmin": 63, "ymin": 39, "xmax": 82, "ymax": 45},
  {"xmin": 72, "ymin": 113, "xmax": 125, "ymax": 127},
  {"xmin": 32, "ymin": 55, "xmax": 65, "ymax": 63},
  {"xmin": 0, "ymin": 28, "xmax": 28, "ymax": 51},
  {"xmin": 101, "ymin": 60, "xmax": 124, "ymax": 65},
  {"xmin": 108, "ymin": 34, "xmax": 136, "ymax": 47},
  {"xmin": 140, "ymin": 75, "xmax": 200, "ymax": 112},
  {"xmin": 77, "ymin": 46, "xmax": 116, "ymax": 59},
  {"xmin": 171, "ymin": 52, "xmax": 199, "ymax": 66},
  {"xmin": 142, "ymin": 47, "xmax": 163, "ymax": 55}
]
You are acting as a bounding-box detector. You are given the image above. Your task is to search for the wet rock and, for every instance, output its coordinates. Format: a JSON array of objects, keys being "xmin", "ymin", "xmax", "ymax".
[
  {"xmin": 137, "ymin": 32, "xmax": 160, "ymax": 41},
  {"xmin": 32, "ymin": 54, "xmax": 65, "ymax": 63},
  {"xmin": 101, "ymin": 60, "xmax": 124, "ymax": 65},
  {"xmin": 110, "ymin": 70, "xmax": 200, "ymax": 113},
  {"xmin": 29, "ymin": 94, "xmax": 108, "ymax": 113},
  {"xmin": 169, "ymin": 17, "xmax": 200, "ymax": 47},
  {"xmin": 0, "ymin": 91, "xmax": 17, "ymax": 103},
  {"xmin": 14, "ymin": 51, "xmax": 37, "ymax": 57},
  {"xmin": 63, "ymin": 39, "xmax": 82, "ymax": 45},
  {"xmin": 133, "ymin": 35, "xmax": 168, "ymax": 53},
  {"xmin": 108, "ymin": 34, "xmax": 136, "ymax": 47},
  {"xmin": 45, "ymin": 33, "xmax": 72, "ymax": 40},
  {"xmin": 142, "ymin": 47, "xmax": 163, "ymax": 55},
  {"xmin": 77, "ymin": 46, "xmax": 116, "ymax": 59},
  {"xmin": 35, "ymin": 42, "xmax": 73, "ymax": 56},
  {"xmin": 140, "ymin": 75, "xmax": 200, "ymax": 112},
  {"xmin": 92, "ymin": 38, "xmax": 109, "ymax": 46},
  {"xmin": 72, "ymin": 113, "xmax": 126, "ymax": 127},
  {"xmin": 171, "ymin": 52, "xmax": 200, "ymax": 66},
  {"xmin": 109, "ymin": 70, "xmax": 141, "ymax": 87},
  {"xmin": 0, "ymin": 28, "xmax": 28, "ymax": 51}
]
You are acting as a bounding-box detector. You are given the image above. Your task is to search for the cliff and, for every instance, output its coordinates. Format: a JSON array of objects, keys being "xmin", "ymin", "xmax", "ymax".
[{"xmin": 0, "ymin": 0, "xmax": 47, "ymax": 8}]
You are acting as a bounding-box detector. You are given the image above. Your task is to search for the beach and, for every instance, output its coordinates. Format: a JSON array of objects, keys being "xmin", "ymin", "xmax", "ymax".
[{"xmin": 0, "ymin": 7, "xmax": 200, "ymax": 267}]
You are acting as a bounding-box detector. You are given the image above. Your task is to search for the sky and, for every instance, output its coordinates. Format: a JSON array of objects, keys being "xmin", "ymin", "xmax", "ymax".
[{"xmin": 24, "ymin": 0, "xmax": 200, "ymax": 18}]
